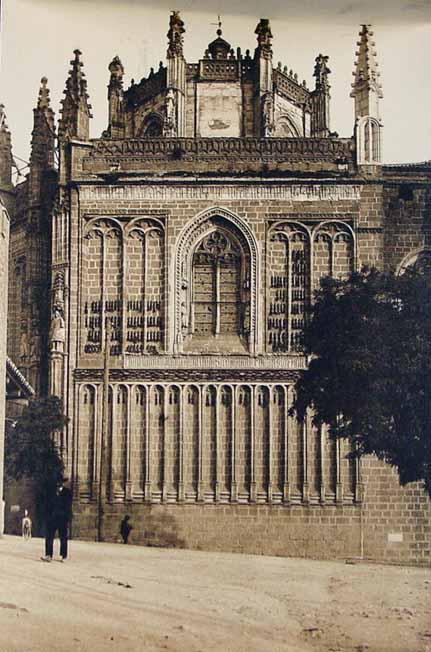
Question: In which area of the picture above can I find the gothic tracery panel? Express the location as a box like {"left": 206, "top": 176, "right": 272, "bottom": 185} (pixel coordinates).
{"left": 267, "top": 223, "right": 310, "bottom": 353}
{"left": 82, "top": 217, "right": 165, "bottom": 357}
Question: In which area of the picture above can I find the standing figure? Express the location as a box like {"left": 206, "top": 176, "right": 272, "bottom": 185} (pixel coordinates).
{"left": 41, "top": 477, "right": 73, "bottom": 562}
{"left": 22, "top": 509, "right": 32, "bottom": 541}
{"left": 120, "top": 514, "right": 133, "bottom": 544}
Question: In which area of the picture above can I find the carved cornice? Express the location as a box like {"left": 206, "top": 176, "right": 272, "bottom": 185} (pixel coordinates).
{"left": 87, "top": 137, "right": 352, "bottom": 162}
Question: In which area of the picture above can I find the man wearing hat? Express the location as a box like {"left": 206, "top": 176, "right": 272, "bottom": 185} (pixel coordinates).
{"left": 41, "top": 477, "right": 73, "bottom": 562}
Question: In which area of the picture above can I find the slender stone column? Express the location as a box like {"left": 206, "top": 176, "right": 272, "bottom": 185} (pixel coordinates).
{"left": 250, "top": 385, "right": 257, "bottom": 502}
{"left": 214, "top": 385, "right": 220, "bottom": 503}
{"left": 91, "top": 384, "right": 100, "bottom": 500}
{"left": 197, "top": 385, "right": 204, "bottom": 501}
{"left": 162, "top": 386, "right": 168, "bottom": 502}
{"left": 302, "top": 411, "right": 309, "bottom": 504}
{"left": 283, "top": 385, "right": 291, "bottom": 504}
{"left": 230, "top": 385, "right": 238, "bottom": 502}
{"left": 144, "top": 385, "right": 151, "bottom": 502}
{"left": 267, "top": 386, "right": 273, "bottom": 503}
{"left": 178, "top": 385, "right": 185, "bottom": 502}
{"left": 125, "top": 385, "right": 132, "bottom": 500}
{"left": 336, "top": 438, "right": 343, "bottom": 504}
{"left": 320, "top": 423, "right": 326, "bottom": 504}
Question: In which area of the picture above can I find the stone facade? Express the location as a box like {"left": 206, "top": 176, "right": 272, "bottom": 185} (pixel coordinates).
{"left": 2, "top": 16, "right": 431, "bottom": 564}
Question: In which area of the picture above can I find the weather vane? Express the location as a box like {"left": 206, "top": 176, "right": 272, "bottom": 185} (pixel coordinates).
{"left": 211, "top": 14, "right": 222, "bottom": 36}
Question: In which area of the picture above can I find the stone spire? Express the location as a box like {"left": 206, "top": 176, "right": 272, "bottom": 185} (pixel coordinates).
{"left": 167, "top": 10, "right": 185, "bottom": 58}
{"left": 166, "top": 11, "right": 186, "bottom": 137}
{"left": 310, "top": 54, "right": 331, "bottom": 137}
{"left": 107, "top": 56, "right": 125, "bottom": 138}
{"left": 351, "top": 24, "right": 383, "bottom": 117}
{"left": 30, "top": 77, "right": 56, "bottom": 170}
{"left": 58, "top": 49, "right": 92, "bottom": 140}
{"left": 351, "top": 25, "right": 383, "bottom": 164}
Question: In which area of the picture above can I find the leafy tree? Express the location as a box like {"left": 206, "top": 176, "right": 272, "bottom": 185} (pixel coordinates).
{"left": 291, "top": 267, "right": 431, "bottom": 497}
{"left": 5, "top": 395, "right": 69, "bottom": 519}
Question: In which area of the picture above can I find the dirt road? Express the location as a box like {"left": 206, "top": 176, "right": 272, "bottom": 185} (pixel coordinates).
{"left": 0, "top": 535, "right": 430, "bottom": 652}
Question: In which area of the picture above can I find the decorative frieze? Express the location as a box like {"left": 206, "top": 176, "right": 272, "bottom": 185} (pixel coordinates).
{"left": 122, "top": 354, "right": 307, "bottom": 370}
{"left": 78, "top": 183, "right": 361, "bottom": 203}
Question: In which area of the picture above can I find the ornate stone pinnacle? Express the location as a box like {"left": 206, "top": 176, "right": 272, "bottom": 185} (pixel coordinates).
{"left": 167, "top": 10, "right": 185, "bottom": 57}
{"left": 255, "top": 18, "right": 273, "bottom": 55}
{"left": 314, "top": 54, "right": 331, "bottom": 92}
{"left": 351, "top": 24, "right": 383, "bottom": 99}
{"left": 109, "top": 55, "right": 124, "bottom": 78}
{"left": 37, "top": 77, "right": 51, "bottom": 110}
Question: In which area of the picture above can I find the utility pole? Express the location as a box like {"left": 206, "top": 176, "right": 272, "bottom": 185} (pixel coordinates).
{"left": 97, "top": 318, "right": 112, "bottom": 542}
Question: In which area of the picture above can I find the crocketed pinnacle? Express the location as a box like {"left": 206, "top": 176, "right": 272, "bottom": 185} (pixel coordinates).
{"left": 351, "top": 24, "right": 383, "bottom": 98}
{"left": 64, "top": 49, "right": 92, "bottom": 109}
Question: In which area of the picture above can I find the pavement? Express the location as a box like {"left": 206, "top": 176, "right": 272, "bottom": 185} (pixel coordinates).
{"left": 0, "top": 534, "right": 430, "bottom": 652}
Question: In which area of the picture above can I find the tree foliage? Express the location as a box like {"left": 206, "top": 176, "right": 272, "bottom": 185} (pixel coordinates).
{"left": 5, "top": 395, "right": 69, "bottom": 494}
{"left": 291, "top": 267, "right": 431, "bottom": 497}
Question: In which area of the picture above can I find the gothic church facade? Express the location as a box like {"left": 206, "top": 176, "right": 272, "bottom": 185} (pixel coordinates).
{"left": 1, "top": 15, "right": 430, "bottom": 563}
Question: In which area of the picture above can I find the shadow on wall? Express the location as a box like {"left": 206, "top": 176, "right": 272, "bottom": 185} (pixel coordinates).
{"left": 141, "top": 510, "right": 186, "bottom": 549}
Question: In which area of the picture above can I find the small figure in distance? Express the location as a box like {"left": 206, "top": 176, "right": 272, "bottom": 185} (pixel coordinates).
{"left": 22, "top": 509, "right": 32, "bottom": 541}
{"left": 120, "top": 514, "right": 133, "bottom": 544}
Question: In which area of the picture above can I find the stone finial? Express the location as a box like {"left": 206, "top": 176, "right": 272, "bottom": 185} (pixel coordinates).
{"left": 167, "top": 10, "right": 185, "bottom": 57}
{"left": 0, "top": 104, "right": 9, "bottom": 132}
{"left": 37, "top": 77, "right": 51, "bottom": 110}
{"left": 255, "top": 18, "right": 273, "bottom": 57}
{"left": 351, "top": 24, "right": 383, "bottom": 99}
{"left": 313, "top": 54, "right": 331, "bottom": 92}
{"left": 108, "top": 55, "right": 124, "bottom": 80}
{"left": 107, "top": 56, "right": 125, "bottom": 138}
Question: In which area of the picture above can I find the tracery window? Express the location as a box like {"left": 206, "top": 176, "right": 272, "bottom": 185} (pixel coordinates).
{"left": 185, "top": 229, "right": 250, "bottom": 352}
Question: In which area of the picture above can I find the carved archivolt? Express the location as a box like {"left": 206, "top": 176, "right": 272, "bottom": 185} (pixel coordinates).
{"left": 397, "top": 248, "right": 431, "bottom": 276}
{"left": 173, "top": 207, "right": 259, "bottom": 353}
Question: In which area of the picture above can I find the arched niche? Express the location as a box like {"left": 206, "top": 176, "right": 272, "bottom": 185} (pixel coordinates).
{"left": 139, "top": 112, "right": 164, "bottom": 138}
{"left": 173, "top": 207, "right": 259, "bottom": 354}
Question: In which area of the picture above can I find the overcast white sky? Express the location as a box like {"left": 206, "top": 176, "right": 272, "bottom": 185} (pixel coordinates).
{"left": 0, "top": 0, "right": 430, "bottom": 166}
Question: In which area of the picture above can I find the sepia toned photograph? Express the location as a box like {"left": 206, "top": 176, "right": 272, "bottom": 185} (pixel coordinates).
{"left": 0, "top": 1, "right": 430, "bottom": 650}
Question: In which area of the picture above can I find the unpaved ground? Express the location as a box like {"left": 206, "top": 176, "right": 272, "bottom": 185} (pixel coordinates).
{"left": 0, "top": 535, "right": 430, "bottom": 652}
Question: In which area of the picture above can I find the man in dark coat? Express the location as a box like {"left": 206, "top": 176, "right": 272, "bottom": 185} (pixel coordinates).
{"left": 120, "top": 514, "right": 133, "bottom": 544}
{"left": 41, "top": 477, "right": 73, "bottom": 562}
